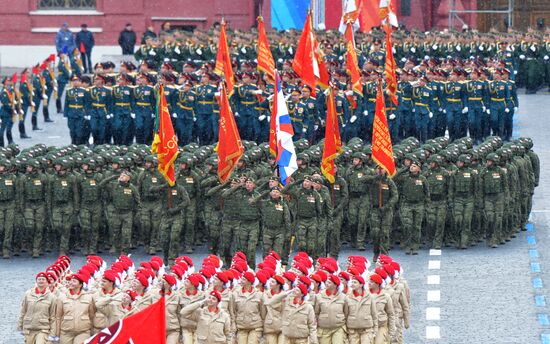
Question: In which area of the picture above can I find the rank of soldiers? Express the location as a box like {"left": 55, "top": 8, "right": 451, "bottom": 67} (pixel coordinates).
{"left": 19, "top": 251, "right": 410, "bottom": 344}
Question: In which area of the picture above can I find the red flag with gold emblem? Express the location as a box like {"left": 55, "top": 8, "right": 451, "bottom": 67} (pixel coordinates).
{"left": 383, "top": 24, "right": 398, "bottom": 105}
{"left": 372, "top": 82, "right": 396, "bottom": 177}
{"left": 214, "top": 19, "right": 235, "bottom": 96}
{"left": 293, "top": 12, "right": 318, "bottom": 94}
{"left": 344, "top": 23, "right": 362, "bottom": 94}
{"left": 152, "top": 85, "right": 179, "bottom": 186}
{"left": 321, "top": 87, "right": 342, "bottom": 184}
{"left": 256, "top": 17, "right": 275, "bottom": 81}
{"left": 217, "top": 82, "right": 244, "bottom": 182}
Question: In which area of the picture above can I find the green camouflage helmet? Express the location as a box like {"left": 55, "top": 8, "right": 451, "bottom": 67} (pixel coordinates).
{"left": 457, "top": 154, "right": 471, "bottom": 164}
{"left": 427, "top": 154, "right": 443, "bottom": 165}
{"left": 27, "top": 158, "right": 41, "bottom": 169}
{"left": 485, "top": 152, "right": 499, "bottom": 163}
{"left": 352, "top": 151, "right": 367, "bottom": 161}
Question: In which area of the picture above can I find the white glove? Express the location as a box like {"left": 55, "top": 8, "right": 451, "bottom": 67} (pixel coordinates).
{"left": 149, "top": 50, "right": 156, "bottom": 56}
{"left": 411, "top": 47, "right": 416, "bottom": 53}
{"left": 545, "top": 55, "right": 549, "bottom": 61}
{"left": 456, "top": 45, "right": 461, "bottom": 51}
{"left": 513, "top": 107, "right": 518, "bottom": 112}
{"left": 363, "top": 110, "right": 368, "bottom": 116}
{"left": 251, "top": 90, "right": 263, "bottom": 95}
{"left": 462, "top": 107, "right": 468, "bottom": 114}
{"left": 479, "top": 46, "right": 484, "bottom": 51}
{"left": 505, "top": 108, "right": 510, "bottom": 113}
{"left": 258, "top": 115, "right": 266, "bottom": 121}
{"left": 389, "top": 114, "right": 396, "bottom": 120}
{"left": 47, "top": 336, "right": 57, "bottom": 342}
{"left": 234, "top": 112, "right": 240, "bottom": 117}
{"left": 163, "top": 58, "right": 170, "bottom": 62}
{"left": 130, "top": 113, "right": 136, "bottom": 119}
{"left": 84, "top": 115, "right": 91, "bottom": 120}
{"left": 214, "top": 92, "right": 220, "bottom": 96}
{"left": 196, "top": 48, "right": 202, "bottom": 55}
{"left": 31, "top": 101, "right": 35, "bottom": 107}
{"left": 432, "top": 44, "right": 438, "bottom": 50}
{"left": 486, "top": 109, "right": 491, "bottom": 114}
{"left": 424, "top": 55, "right": 430, "bottom": 60}
{"left": 320, "top": 119, "right": 325, "bottom": 126}
{"left": 443, "top": 109, "right": 447, "bottom": 114}
{"left": 193, "top": 117, "right": 197, "bottom": 122}
{"left": 302, "top": 128, "right": 307, "bottom": 133}
{"left": 438, "top": 107, "right": 443, "bottom": 112}
{"left": 350, "top": 115, "right": 357, "bottom": 123}
{"left": 519, "top": 54, "right": 525, "bottom": 60}
{"left": 241, "top": 47, "right": 247, "bottom": 54}
{"left": 267, "top": 115, "right": 271, "bottom": 122}
{"left": 314, "top": 125, "right": 319, "bottom": 130}
{"left": 342, "top": 124, "right": 346, "bottom": 128}
{"left": 412, "top": 108, "right": 416, "bottom": 113}
{"left": 174, "top": 46, "right": 181, "bottom": 54}
{"left": 401, "top": 57, "right": 407, "bottom": 62}
{"left": 392, "top": 47, "right": 396, "bottom": 54}
{"left": 44, "top": 86, "right": 48, "bottom": 91}
{"left": 277, "top": 58, "right": 283, "bottom": 63}
{"left": 267, "top": 95, "right": 274, "bottom": 101}
{"left": 288, "top": 47, "right": 293, "bottom": 54}
{"left": 151, "top": 113, "right": 155, "bottom": 118}
{"left": 514, "top": 70, "right": 518, "bottom": 75}
{"left": 19, "top": 110, "right": 23, "bottom": 115}
{"left": 428, "top": 112, "right": 433, "bottom": 118}
{"left": 530, "top": 45, "right": 536, "bottom": 52}
{"left": 42, "top": 95, "right": 48, "bottom": 100}
{"left": 344, "top": 90, "right": 353, "bottom": 96}
{"left": 482, "top": 106, "right": 486, "bottom": 112}
{"left": 172, "top": 113, "right": 177, "bottom": 118}
{"left": 109, "top": 114, "right": 114, "bottom": 119}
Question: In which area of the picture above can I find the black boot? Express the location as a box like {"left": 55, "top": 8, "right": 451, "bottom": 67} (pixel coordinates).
{"left": 19, "top": 122, "right": 30, "bottom": 139}
{"left": 43, "top": 106, "right": 53, "bottom": 123}
{"left": 55, "top": 98, "right": 62, "bottom": 114}
{"left": 6, "top": 130, "right": 13, "bottom": 145}
{"left": 31, "top": 116, "right": 42, "bottom": 131}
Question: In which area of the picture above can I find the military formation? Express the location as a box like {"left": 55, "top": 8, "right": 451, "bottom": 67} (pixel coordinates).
{"left": 19, "top": 250, "right": 409, "bottom": 344}
{"left": 0, "top": 28, "right": 549, "bottom": 148}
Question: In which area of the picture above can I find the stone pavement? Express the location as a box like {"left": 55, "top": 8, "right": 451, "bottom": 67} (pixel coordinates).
{"left": 0, "top": 91, "right": 548, "bottom": 343}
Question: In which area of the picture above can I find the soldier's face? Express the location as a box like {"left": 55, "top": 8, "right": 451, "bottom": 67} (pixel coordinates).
{"left": 119, "top": 174, "right": 130, "bottom": 183}
{"left": 302, "top": 89, "right": 310, "bottom": 98}
{"left": 121, "top": 293, "right": 131, "bottom": 306}
{"left": 101, "top": 278, "right": 114, "bottom": 290}
{"left": 303, "top": 179, "right": 311, "bottom": 189}
{"left": 69, "top": 278, "right": 82, "bottom": 291}
{"left": 376, "top": 167, "right": 385, "bottom": 175}
{"left": 207, "top": 295, "right": 219, "bottom": 308}
{"left": 55, "top": 164, "right": 62, "bottom": 172}
{"left": 268, "top": 180, "right": 278, "bottom": 189}
{"left": 429, "top": 162, "right": 437, "bottom": 169}
{"left": 352, "top": 158, "right": 361, "bottom": 166}
{"left": 245, "top": 180, "right": 255, "bottom": 191}
{"left": 410, "top": 164, "right": 420, "bottom": 173}
{"left": 291, "top": 94, "right": 300, "bottom": 102}
{"left": 26, "top": 166, "right": 33, "bottom": 173}
{"left": 292, "top": 287, "right": 302, "bottom": 299}
{"left": 0, "top": 166, "right": 5, "bottom": 173}
{"left": 350, "top": 279, "right": 361, "bottom": 291}
{"left": 486, "top": 160, "right": 493, "bottom": 167}
{"left": 457, "top": 161, "right": 464, "bottom": 168}
{"left": 36, "top": 277, "right": 48, "bottom": 289}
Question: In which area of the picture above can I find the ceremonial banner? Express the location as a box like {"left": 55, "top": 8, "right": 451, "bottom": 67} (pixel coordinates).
{"left": 214, "top": 20, "right": 235, "bottom": 95}
{"left": 372, "top": 82, "right": 396, "bottom": 177}
{"left": 152, "top": 85, "right": 179, "bottom": 186}
{"left": 217, "top": 82, "right": 244, "bottom": 183}
{"left": 321, "top": 87, "right": 343, "bottom": 183}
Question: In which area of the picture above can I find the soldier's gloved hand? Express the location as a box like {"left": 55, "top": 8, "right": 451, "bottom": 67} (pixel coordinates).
{"left": 363, "top": 110, "right": 368, "bottom": 116}
{"left": 193, "top": 117, "right": 197, "bottom": 122}
{"left": 196, "top": 48, "right": 202, "bottom": 55}
{"left": 258, "top": 115, "right": 266, "bottom": 122}
{"left": 389, "top": 114, "right": 396, "bottom": 120}
{"left": 438, "top": 107, "right": 443, "bottom": 112}
{"left": 505, "top": 108, "right": 510, "bottom": 113}
{"left": 530, "top": 45, "right": 536, "bottom": 52}
{"left": 31, "top": 101, "right": 35, "bottom": 107}
{"left": 401, "top": 57, "right": 407, "bottom": 62}
{"left": 42, "top": 95, "right": 48, "bottom": 100}
{"left": 443, "top": 109, "right": 447, "bottom": 114}
{"left": 234, "top": 112, "right": 240, "bottom": 117}
{"left": 172, "top": 113, "right": 178, "bottom": 118}
{"left": 314, "top": 124, "right": 319, "bottom": 130}
{"left": 428, "top": 112, "right": 433, "bottom": 118}
{"left": 412, "top": 108, "right": 415, "bottom": 113}
{"left": 545, "top": 55, "right": 549, "bottom": 61}
{"left": 302, "top": 128, "right": 307, "bottom": 133}
{"left": 519, "top": 54, "right": 525, "bottom": 60}
{"left": 130, "top": 113, "right": 136, "bottom": 119}
{"left": 350, "top": 115, "right": 357, "bottom": 123}
{"left": 320, "top": 119, "right": 325, "bottom": 126}
{"left": 84, "top": 115, "right": 91, "bottom": 121}
{"left": 482, "top": 106, "right": 486, "bottom": 112}
{"left": 149, "top": 50, "right": 156, "bottom": 56}
{"left": 486, "top": 109, "right": 491, "bottom": 114}
{"left": 411, "top": 47, "right": 416, "bottom": 53}
{"left": 342, "top": 123, "right": 346, "bottom": 128}
{"left": 53, "top": 87, "right": 58, "bottom": 92}
{"left": 151, "top": 113, "right": 155, "bottom": 118}
{"left": 514, "top": 107, "right": 518, "bottom": 112}
{"left": 462, "top": 107, "right": 468, "bottom": 114}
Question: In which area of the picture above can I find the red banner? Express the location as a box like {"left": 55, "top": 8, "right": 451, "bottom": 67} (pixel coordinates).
{"left": 214, "top": 20, "right": 235, "bottom": 96}
{"left": 321, "top": 87, "right": 343, "bottom": 184}
{"left": 153, "top": 85, "right": 179, "bottom": 186}
{"left": 344, "top": 23, "right": 362, "bottom": 94}
{"left": 257, "top": 17, "right": 275, "bottom": 81}
{"left": 384, "top": 24, "right": 398, "bottom": 105}
{"left": 372, "top": 82, "right": 396, "bottom": 177}
{"left": 217, "top": 82, "right": 244, "bottom": 182}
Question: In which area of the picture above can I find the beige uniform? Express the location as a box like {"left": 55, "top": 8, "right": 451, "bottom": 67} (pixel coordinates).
{"left": 56, "top": 291, "right": 96, "bottom": 344}
{"left": 346, "top": 291, "right": 379, "bottom": 344}
{"left": 18, "top": 288, "right": 58, "bottom": 344}
{"left": 280, "top": 295, "right": 318, "bottom": 344}
{"left": 181, "top": 300, "right": 232, "bottom": 344}
{"left": 179, "top": 289, "right": 205, "bottom": 344}
{"left": 314, "top": 291, "right": 348, "bottom": 344}
{"left": 389, "top": 281, "right": 410, "bottom": 344}
{"left": 373, "top": 290, "right": 396, "bottom": 344}
{"left": 128, "top": 291, "right": 154, "bottom": 315}
{"left": 92, "top": 288, "right": 123, "bottom": 333}
{"left": 152, "top": 291, "right": 181, "bottom": 344}
{"left": 230, "top": 288, "right": 265, "bottom": 344}
{"left": 262, "top": 290, "right": 285, "bottom": 344}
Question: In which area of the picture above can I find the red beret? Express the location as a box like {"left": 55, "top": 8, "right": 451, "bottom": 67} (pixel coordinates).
{"left": 329, "top": 274, "right": 341, "bottom": 286}
{"left": 352, "top": 274, "right": 365, "bottom": 285}
{"left": 163, "top": 273, "right": 177, "bottom": 287}
{"left": 299, "top": 275, "right": 311, "bottom": 287}
{"left": 339, "top": 271, "right": 351, "bottom": 281}
{"left": 256, "top": 270, "right": 270, "bottom": 285}
{"left": 215, "top": 271, "right": 229, "bottom": 284}
{"left": 297, "top": 283, "right": 308, "bottom": 297}
{"left": 187, "top": 273, "right": 201, "bottom": 288}
{"left": 72, "top": 273, "right": 87, "bottom": 284}
{"left": 102, "top": 270, "right": 118, "bottom": 284}
{"left": 273, "top": 275, "right": 285, "bottom": 286}
{"left": 374, "top": 267, "right": 388, "bottom": 280}
{"left": 36, "top": 272, "right": 48, "bottom": 280}
{"left": 135, "top": 272, "right": 149, "bottom": 288}
{"left": 370, "top": 273, "right": 384, "bottom": 285}
{"left": 243, "top": 271, "right": 255, "bottom": 284}
{"left": 210, "top": 290, "right": 222, "bottom": 302}
{"left": 283, "top": 271, "right": 297, "bottom": 283}
{"left": 170, "top": 265, "right": 185, "bottom": 279}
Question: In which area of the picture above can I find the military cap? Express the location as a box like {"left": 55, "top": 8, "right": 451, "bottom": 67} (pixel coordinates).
{"left": 485, "top": 153, "right": 499, "bottom": 162}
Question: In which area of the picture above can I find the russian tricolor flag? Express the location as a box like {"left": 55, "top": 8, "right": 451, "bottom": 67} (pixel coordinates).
{"left": 273, "top": 70, "right": 298, "bottom": 185}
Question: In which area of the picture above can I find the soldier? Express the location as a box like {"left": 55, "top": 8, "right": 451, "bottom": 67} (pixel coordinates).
{"left": 64, "top": 75, "right": 87, "bottom": 144}
{"left": 194, "top": 73, "right": 217, "bottom": 144}
{"left": 464, "top": 69, "right": 488, "bottom": 144}
{"left": 442, "top": 70, "right": 466, "bottom": 141}
{"left": 172, "top": 78, "right": 196, "bottom": 145}
{"left": 179, "top": 273, "right": 205, "bottom": 343}
{"left": 0, "top": 76, "right": 16, "bottom": 147}
{"left": 229, "top": 271, "right": 265, "bottom": 343}
{"left": 78, "top": 157, "right": 103, "bottom": 255}
{"left": 92, "top": 270, "right": 124, "bottom": 334}
{"left": 314, "top": 274, "right": 347, "bottom": 344}
{"left": 19, "top": 159, "right": 50, "bottom": 258}
{"left": 137, "top": 155, "right": 163, "bottom": 254}
{"left": 412, "top": 77, "right": 434, "bottom": 143}
{"left": 487, "top": 70, "right": 510, "bottom": 138}
{"left": 86, "top": 75, "right": 112, "bottom": 145}
{"left": 50, "top": 158, "right": 79, "bottom": 256}
{"left": 345, "top": 152, "right": 373, "bottom": 250}
{"left": 346, "top": 274, "right": 378, "bottom": 344}
{"left": 201, "top": 157, "right": 223, "bottom": 255}
{"left": 311, "top": 174, "right": 332, "bottom": 258}
{"left": 501, "top": 69, "right": 518, "bottom": 141}
{"left": 18, "top": 68, "right": 33, "bottom": 139}
{"left": 281, "top": 284, "right": 318, "bottom": 344}
{"left": 57, "top": 51, "right": 72, "bottom": 114}
{"left": 397, "top": 159, "right": 429, "bottom": 255}
{"left": 176, "top": 154, "right": 201, "bottom": 254}
{"left": 18, "top": 272, "right": 58, "bottom": 344}
{"left": 423, "top": 155, "right": 450, "bottom": 249}
{"left": 479, "top": 153, "right": 507, "bottom": 248}
{"left": 369, "top": 273, "right": 396, "bottom": 344}
{"left": 133, "top": 73, "right": 156, "bottom": 144}
{"left": 41, "top": 57, "right": 56, "bottom": 123}
{"left": 111, "top": 73, "right": 135, "bottom": 145}
{"left": 100, "top": 171, "right": 141, "bottom": 254}
{"left": 0, "top": 159, "right": 16, "bottom": 258}
{"left": 328, "top": 164, "right": 349, "bottom": 259}
{"left": 297, "top": 85, "right": 320, "bottom": 144}
{"left": 369, "top": 165, "right": 398, "bottom": 262}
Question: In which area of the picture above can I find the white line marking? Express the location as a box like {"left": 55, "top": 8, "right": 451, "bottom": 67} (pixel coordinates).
{"left": 428, "top": 260, "right": 441, "bottom": 270}
{"left": 47, "top": 136, "right": 61, "bottom": 139}
{"left": 429, "top": 249, "right": 442, "bottom": 256}
{"left": 426, "top": 307, "right": 441, "bottom": 320}
{"left": 427, "top": 275, "right": 440, "bottom": 285}
{"left": 427, "top": 290, "right": 441, "bottom": 302}
{"left": 426, "top": 326, "right": 441, "bottom": 339}
{"left": 531, "top": 210, "right": 550, "bottom": 213}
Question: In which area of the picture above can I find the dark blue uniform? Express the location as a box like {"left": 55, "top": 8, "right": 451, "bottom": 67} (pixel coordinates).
{"left": 64, "top": 86, "right": 87, "bottom": 144}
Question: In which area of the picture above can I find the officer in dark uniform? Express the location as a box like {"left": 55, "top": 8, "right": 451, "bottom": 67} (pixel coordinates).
{"left": 111, "top": 73, "right": 135, "bottom": 145}
{"left": 64, "top": 75, "right": 86, "bottom": 144}
{"left": 501, "top": 69, "right": 518, "bottom": 141}
{"left": 172, "top": 78, "right": 196, "bottom": 145}
{"left": 86, "top": 74, "right": 112, "bottom": 145}
{"left": 487, "top": 70, "right": 510, "bottom": 138}
{"left": 194, "top": 73, "right": 216, "bottom": 144}
{"left": 234, "top": 72, "right": 261, "bottom": 141}
{"left": 133, "top": 73, "right": 156, "bottom": 144}
{"left": 297, "top": 85, "right": 319, "bottom": 144}
{"left": 57, "top": 51, "right": 72, "bottom": 114}
{"left": 287, "top": 89, "right": 303, "bottom": 140}
{"left": 464, "top": 69, "right": 488, "bottom": 144}
{"left": 18, "top": 68, "right": 32, "bottom": 139}
{"left": 412, "top": 76, "right": 434, "bottom": 143}
{"left": 0, "top": 77, "right": 16, "bottom": 147}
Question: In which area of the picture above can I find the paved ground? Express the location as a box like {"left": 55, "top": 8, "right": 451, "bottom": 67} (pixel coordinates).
{"left": 0, "top": 91, "right": 548, "bottom": 343}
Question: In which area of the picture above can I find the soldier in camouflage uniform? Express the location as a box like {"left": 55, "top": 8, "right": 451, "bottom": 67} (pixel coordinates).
{"left": 479, "top": 153, "right": 507, "bottom": 248}
{"left": 311, "top": 174, "right": 332, "bottom": 258}
{"left": 345, "top": 152, "right": 373, "bottom": 250}
{"left": 423, "top": 155, "right": 451, "bottom": 249}
{"left": 176, "top": 154, "right": 201, "bottom": 254}
{"left": 136, "top": 155, "right": 163, "bottom": 254}
{"left": 0, "top": 159, "right": 16, "bottom": 258}
{"left": 77, "top": 157, "right": 103, "bottom": 255}
{"left": 328, "top": 164, "right": 348, "bottom": 259}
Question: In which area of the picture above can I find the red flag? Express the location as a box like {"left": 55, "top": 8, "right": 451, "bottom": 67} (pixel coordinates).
{"left": 256, "top": 16, "right": 275, "bottom": 81}
{"left": 48, "top": 54, "right": 56, "bottom": 62}
{"left": 217, "top": 82, "right": 244, "bottom": 183}
{"left": 269, "top": 72, "right": 278, "bottom": 157}
{"left": 321, "top": 87, "right": 342, "bottom": 184}
{"left": 11, "top": 73, "right": 17, "bottom": 84}
{"left": 20, "top": 73, "right": 27, "bottom": 84}
{"left": 214, "top": 20, "right": 235, "bottom": 96}
{"left": 84, "top": 297, "right": 166, "bottom": 344}
{"left": 359, "top": 0, "right": 381, "bottom": 32}
{"left": 80, "top": 42, "right": 86, "bottom": 53}
{"left": 344, "top": 23, "right": 362, "bottom": 94}
{"left": 292, "top": 13, "right": 318, "bottom": 94}
{"left": 152, "top": 85, "right": 179, "bottom": 186}
{"left": 312, "top": 34, "right": 330, "bottom": 90}
{"left": 372, "top": 82, "right": 396, "bottom": 177}
{"left": 32, "top": 65, "right": 39, "bottom": 75}
{"left": 384, "top": 24, "right": 398, "bottom": 105}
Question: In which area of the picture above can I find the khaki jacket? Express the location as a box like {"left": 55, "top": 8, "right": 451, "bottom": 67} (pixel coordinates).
{"left": 229, "top": 288, "right": 265, "bottom": 330}
{"left": 18, "top": 288, "right": 57, "bottom": 336}
{"left": 262, "top": 290, "right": 284, "bottom": 334}
{"left": 181, "top": 300, "right": 231, "bottom": 344}
{"left": 179, "top": 289, "right": 205, "bottom": 330}
{"left": 345, "top": 291, "right": 378, "bottom": 332}
{"left": 56, "top": 291, "right": 96, "bottom": 335}
{"left": 390, "top": 281, "right": 410, "bottom": 328}
{"left": 314, "top": 291, "right": 348, "bottom": 329}
{"left": 373, "top": 290, "right": 396, "bottom": 336}
{"left": 92, "top": 288, "right": 124, "bottom": 330}
{"left": 128, "top": 291, "right": 154, "bottom": 315}
{"left": 152, "top": 291, "right": 181, "bottom": 332}
{"left": 280, "top": 296, "right": 318, "bottom": 344}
